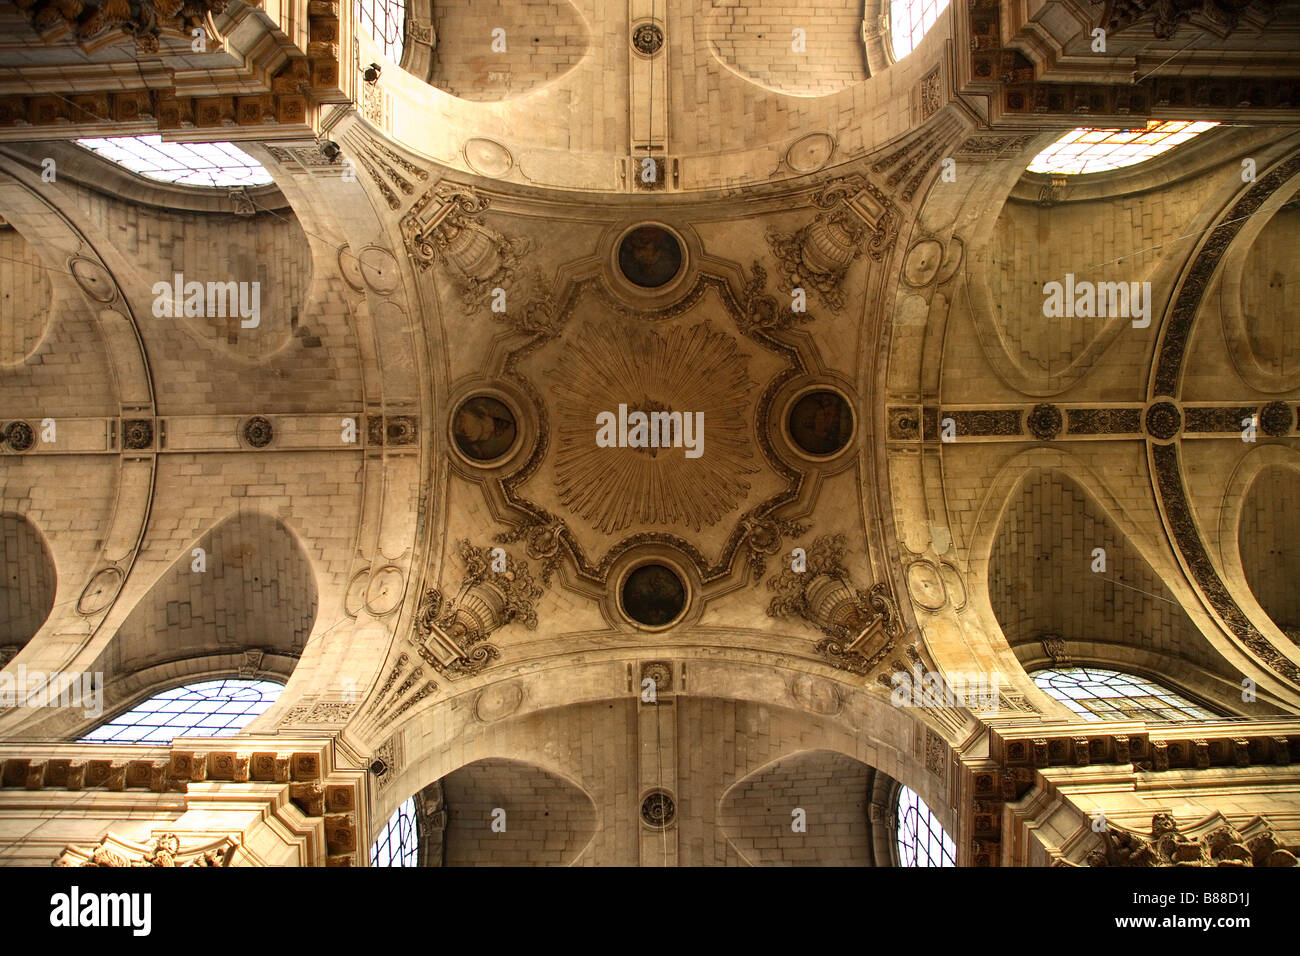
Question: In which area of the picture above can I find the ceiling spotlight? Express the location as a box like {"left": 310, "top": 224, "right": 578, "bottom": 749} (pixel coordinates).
{"left": 363, "top": 62, "right": 382, "bottom": 84}
{"left": 319, "top": 140, "right": 341, "bottom": 163}
{"left": 369, "top": 758, "right": 389, "bottom": 776}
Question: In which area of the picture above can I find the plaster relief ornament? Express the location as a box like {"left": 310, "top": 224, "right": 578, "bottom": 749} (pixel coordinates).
{"left": 400, "top": 182, "right": 530, "bottom": 313}
{"left": 766, "top": 533, "right": 904, "bottom": 675}
{"left": 19, "top": 0, "right": 227, "bottom": 51}
{"left": 1069, "top": 812, "right": 1300, "bottom": 867}
{"left": 55, "top": 832, "right": 239, "bottom": 867}
{"left": 766, "top": 207, "right": 869, "bottom": 313}
{"left": 411, "top": 540, "right": 545, "bottom": 679}
{"left": 549, "top": 320, "right": 758, "bottom": 534}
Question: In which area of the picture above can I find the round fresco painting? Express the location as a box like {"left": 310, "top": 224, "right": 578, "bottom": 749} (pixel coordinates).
{"left": 788, "top": 390, "right": 854, "bottom": 457}
{"left": 620, "top": 563, "right": 687, "bottom": 627}
{"left": 452, "top": 395, "right": 518, "bottom": 462}
{"left": 617, "top": 225, "right": 683, "bottom": 289}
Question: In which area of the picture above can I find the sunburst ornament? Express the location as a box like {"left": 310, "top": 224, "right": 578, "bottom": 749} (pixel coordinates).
{"left": 548, "top": 320, "right": 759, "bottom": 534}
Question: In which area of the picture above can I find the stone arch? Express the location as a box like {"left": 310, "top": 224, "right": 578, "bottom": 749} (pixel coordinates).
{"left": 369, "top": 655, "right": 952, "bottom": 865}
{"left": 17, "top": 511, "right": 320, "bottom": 741}
{"left": 1219, "top": 180, "right": 1300, "bottom": 394}
{"left": 436, "top": 757, "right": 598, "bottom": 866}
{"left": 981, "top": 462, "right": 1244, "bottom": 713}
{"left": 0, "top": 512, "right": 57, "bottom": 657}
{"left": 1232, "top": 457, "right": 1300, "bottom": 643}
{"left": 717, "top": 748, "right": 879, "bottom": 865}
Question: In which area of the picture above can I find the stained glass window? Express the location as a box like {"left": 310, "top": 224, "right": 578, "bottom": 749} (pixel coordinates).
{"left": 371, "top": 797, "right": 419, "bottom": 867}
{"left": 75, "top": 136, "right": 273, "bottom": 188}
{"left": 890, "top": 0, "right": 952, "bottom": 60}
{"left": 1032, "top": 667, "right": 1216, "bottom": 722}
{"left": 897, "top": 785, "right": 956, "bottom": 867}
{"left": 356, "top": 0, "right": 405, "bottom": 63}
{"left": 1026, "top": 121, "right": 1218, "bottom": 176}
{"left": 81, "top": 679, "right": 282, "bottom": 744}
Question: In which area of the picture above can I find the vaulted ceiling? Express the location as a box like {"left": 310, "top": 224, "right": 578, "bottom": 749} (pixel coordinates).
{"left": 2, "top": 0, "right": 1300, "bottom": 866}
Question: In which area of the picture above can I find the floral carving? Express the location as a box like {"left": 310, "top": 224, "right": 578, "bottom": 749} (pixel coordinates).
{"left": 738, "top": 513, "right": 808, "bottom": 580}
{"left": 495, "top": 514, "right": 566, "bottom": 586}
{"left": 736, "top": 262, "right": 814, "bottom": 335}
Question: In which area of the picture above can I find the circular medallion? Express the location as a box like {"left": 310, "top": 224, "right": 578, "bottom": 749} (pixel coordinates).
{"left": 463, "top": 138, "right": 514, "bottom": 178}
{"left": 1144, "top": 401, "right": 1182, "bottom": 442}
{"left": 344, "top": 568, "right": 370, "bottom": 617}
{"left": 787, "top": 389, "right": 854, "bottom": 457}
{"left": 122, "top": 419, "right": 154, "bottom": 450}
{"left": 617, "top": 225, "right": 684, "bottom": 289}
{"left": 906, "top": 560, "right": 947, "bottom": 611}
{"left": 3, "top": 420, "right": 34, "bottom": 452}
{"left": 358, "top": 246, "right": 400, "bottom": 295}
{"left": 78, "top": 566, "right": 124, "bottom": 615}
{"left": 620, "top": 563, "right": 687, "bottom": 628}
{"left": 68, "top": 256, "right": 115, "bottom": 303}
{"left": 902, "top": 238, "right": 944, "bottom": 288}
{"left": 242, "top": 416, "right": 274, "bottom": 448}
{"left": 631, "top": 22, "right": 664, "bottom": 57}
{"left": 364, "top": 566, "right": 405, "bottom": 615}
{"left": 475, "top": 681, "right": 524, "bottom": 722}
{"left": 1260, "top": 401, "right": 1293, "bottom": 438}
{"left": 641, "top": 790, "right": 676, "bottom": 828}
{"left": 1026, "top": 403, "right": 1063, "bottom": 441}
{"left": 785, "top": 133, "right": 835, "bottom": 174}
{"left": 451, "top": 395, "right": 518, "bottom": 464}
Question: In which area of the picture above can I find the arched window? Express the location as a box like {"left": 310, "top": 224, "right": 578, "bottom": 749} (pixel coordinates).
{"left": 356, "top": 0, "right": 405, "bottom": 63}
{"left": 1031, "top": 666, "right": 1216, "bottom": 722}
{"left": 80, "top": 679, "right": 283, "bottom": 744}
{"left": 1026, "top": 120, "right": 1218, "bottom": 176}
{"left": 75, "top": 136, "right": 273, "bottom": 188}
{"left": 897, "top": 785, "right": 956, "bottom": 867}
{"left": 889, "top": 0, "right": 952, "bottom": 60}
{"left": 371, "top": 796, "right": 419, "bottom": 867}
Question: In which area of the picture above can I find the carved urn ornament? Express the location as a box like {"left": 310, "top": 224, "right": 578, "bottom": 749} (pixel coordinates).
{"left": 766, "top": 534, "right": 904, "bottom": 675}
{"left": 411, "top": 540, "right": 544, "bottom": 679}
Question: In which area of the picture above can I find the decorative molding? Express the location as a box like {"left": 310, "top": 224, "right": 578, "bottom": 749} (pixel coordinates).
{"left": 1152, "top": 443, "right": 1300, "bottom": 682}
{"left": 1069, "top": 812, "right": 1299, "bottom": 867}
{"left": 968, "top": 724, "right": 1300, "bottom": 866}
{"left": 54, "top": 832, "right": 239, "bottom": 868}
{"left": 1098, "top": 0, "right": 1272, "bottom": 40}
{"left": 1065, "top": 407, "right": 1143, "bottom": 434}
